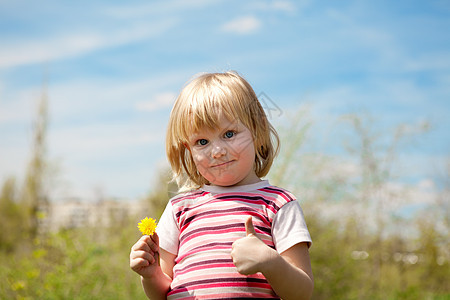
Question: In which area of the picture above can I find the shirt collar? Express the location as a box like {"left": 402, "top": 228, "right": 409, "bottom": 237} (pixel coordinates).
{"left": 201, "top": 180, "right": 270, "bottom": 194}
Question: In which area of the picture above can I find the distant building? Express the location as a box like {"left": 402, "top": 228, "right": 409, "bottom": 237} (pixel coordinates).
{"left": 42, "top": 197, "right": 148, "bottom": 231}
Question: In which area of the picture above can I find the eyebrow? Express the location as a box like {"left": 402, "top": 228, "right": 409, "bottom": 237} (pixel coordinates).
{"left": 188, "top": 122, "right": 240, "bottom": 140}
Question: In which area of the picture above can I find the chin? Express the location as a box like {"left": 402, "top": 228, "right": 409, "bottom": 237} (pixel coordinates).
{"left": 209, "top": 177, "right": 241, "bottom": 187}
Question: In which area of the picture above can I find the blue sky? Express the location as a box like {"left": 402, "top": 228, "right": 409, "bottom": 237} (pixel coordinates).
{"left": 0, "top": 0, "right": 449, "bottom": 201}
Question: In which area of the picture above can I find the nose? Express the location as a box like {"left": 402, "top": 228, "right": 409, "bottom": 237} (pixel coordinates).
{"left": 211, "top": 142, "right": 226, "bottom": 158}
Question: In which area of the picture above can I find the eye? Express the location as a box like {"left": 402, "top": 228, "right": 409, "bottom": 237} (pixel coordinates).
{"left": 196, "top": 139, "right": 208, "bottom": 146}
{"left": 224, "top": 130, "right": 235, "bottom": 139}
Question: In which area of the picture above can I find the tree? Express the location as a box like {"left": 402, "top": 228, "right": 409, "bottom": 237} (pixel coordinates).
{"left": 144, "top": 166, "right": 177, "bottom": 219}
{"left": 21, "top": 78, "right": 50, "bottom": 239}
{"left": 0, "top": 178, "right": 27, "bottom": 252}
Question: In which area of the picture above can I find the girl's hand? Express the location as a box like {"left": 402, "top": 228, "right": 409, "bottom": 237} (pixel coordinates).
{"left": 231, "top": 217, "right": 277, "bottom": 275}
{"left": 130, "top": 233, "right": 160, "bottom": 279}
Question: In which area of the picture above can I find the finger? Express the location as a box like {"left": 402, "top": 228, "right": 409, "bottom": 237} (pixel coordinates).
{"left": 138, "top": 235, "right": 152, "bottom": 247}
{"left": 149, "top": 232, "right": 160, "bottom": 253}
{"left": 151, "top": 232, "right": 161, "bottom": 266}
{"left": 130, "top": 250, "right": 155, "bottom": 263}
{"left": 130, "top": 257, "right": 149, "bottom": 270}
{"left": 131, "top": 240, "right": 151, "bottom": 253}
{"left": 140, "top": 235, "right": 158, "bottom": 254}
{"left": 245, "top": 216, "right": 256, "bottom": 236}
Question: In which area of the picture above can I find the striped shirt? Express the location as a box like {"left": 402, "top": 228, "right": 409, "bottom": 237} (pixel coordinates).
{"left": 156, "top": 180, "right": 311, "bottom": 299}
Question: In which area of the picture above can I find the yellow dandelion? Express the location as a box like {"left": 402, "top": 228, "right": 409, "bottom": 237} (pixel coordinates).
{"left": 138, "top": 217, "right": 157, "bottom": 235}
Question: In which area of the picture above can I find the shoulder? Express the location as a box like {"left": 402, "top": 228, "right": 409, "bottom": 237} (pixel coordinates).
{"left": 257, "top": 185, "right": 297, "bottom": 206}
{"left": 169, "top": 189, "right": 208, "bottom": 207}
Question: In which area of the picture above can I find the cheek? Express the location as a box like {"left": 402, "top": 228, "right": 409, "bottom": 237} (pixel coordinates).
{"left": 242, "top": 142, "right": 257, "bottom": 167}
{"left": 192, "top": 150, "right": 209, "bottom": 168}
{"left": 230, "top": 137, "right": 254, "bottom": 158}
{"left": 192, "top": 152, "right": 215, "bottom": 181}
{"left": 242, "top": 149, "right": 256, "bottom": 168}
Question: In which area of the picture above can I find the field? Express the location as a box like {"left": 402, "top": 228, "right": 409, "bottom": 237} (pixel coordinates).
{"left": 0, "top": 102, "right": 448, "bottom": 299}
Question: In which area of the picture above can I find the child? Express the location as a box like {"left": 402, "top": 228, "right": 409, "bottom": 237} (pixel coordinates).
{"left": 130, "top": 71, "right": 313, "bottom": 299}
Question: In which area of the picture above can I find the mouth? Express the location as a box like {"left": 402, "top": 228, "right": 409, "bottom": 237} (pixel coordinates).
{"left": 211, "top": 160, "right": 235, "bottom": 168}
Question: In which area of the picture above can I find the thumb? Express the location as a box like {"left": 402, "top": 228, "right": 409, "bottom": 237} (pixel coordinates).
{"left": 245, "top": 216, "right": 257, "bottom": 236}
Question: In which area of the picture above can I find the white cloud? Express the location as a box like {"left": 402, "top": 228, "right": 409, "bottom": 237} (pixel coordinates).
{"left": 0, "top": 71, "right": 185, "bottom": 198}
{"left": 272, "top": 0, "right": 296, "bottom": 12}
{"left": 40, "top": 71, "right": 186, "bottom": 123}
{"left": 251, "top": 0, "right": 301, "bottom": 14}
{"left": 403, "top": 52, "right": 450, "bottom": 72}
{"left": 0, "top": 87, "right": 40, "bottom": 123}
{"left": 417, "top": 178, "right": 436, "bottom": 191}
{"left": 104, "top": 0, "right": 218, "bottom": 19}
{"left": 0, "top": 143, "right": 29, "bottom": 181}
{"left": 135, "top": 92, "right": 177, "bottom": 112}
{"left": 221, "top": 16, "right": 262, "bottom": 35}
{"left": 48, "top": 123, "right": 160, "bottom": 159}
{"left": 0, "top": 19, "right": 178, "bottom": 69}
{"left": 45, "top": 121, "right": 166, "bottom": 199}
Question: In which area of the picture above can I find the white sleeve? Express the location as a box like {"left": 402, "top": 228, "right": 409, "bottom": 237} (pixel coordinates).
{"left": 155, "top": 201, "right": 180, "bottom": 256}
{"left": 272, "top": 200, "right": 312, "bottom": 254}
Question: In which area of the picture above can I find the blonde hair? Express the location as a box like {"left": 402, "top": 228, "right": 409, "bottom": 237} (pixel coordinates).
{"left": 166, "top": 71, "right": 279, "bottom": 191}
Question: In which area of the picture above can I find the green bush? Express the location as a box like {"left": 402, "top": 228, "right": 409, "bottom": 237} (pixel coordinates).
{"left": 0, "top": 223, "right": 147, "bottom": 300}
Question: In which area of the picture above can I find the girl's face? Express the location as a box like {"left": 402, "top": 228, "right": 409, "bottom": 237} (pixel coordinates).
{"left": 187, "top": 114, "right": 260, "bottom": 187}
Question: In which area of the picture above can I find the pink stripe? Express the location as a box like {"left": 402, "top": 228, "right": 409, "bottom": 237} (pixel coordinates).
{"left": 194, "top": 293, "right": 277, "bottom": 299}
{"left": 217, "top": 196, "right": 279, "bottom": 214}
{"left": 184, "top": 282, "right": 272, "bottom": 290}
{"left": 261, "top": 187, "right": 295, "bottom": 204}
{"left": 176, "top": 195, "right": 279, "bottom": 218}
{"left": 175, "top": 263, "right": 235, "bottom": 275}
{"left": 174, "top": 272, "right": 254, "bottom": 285}
{"left": 175, "top": 247, "right": 231, "bottom": 264}
{"left": 180, "top": 210, "right": 271, "bottom": 233}
{"left": 171, "top": 191, "right": 206, "bottom": 205}
{"left": 169, "top": 293, "right": 277, "bottom": 300}
{"left": 181, "top": 227, "right": 241, "bottom": 244}
{"left": 170, "top": 281, "right": 273, "bottom": 294}
{"left": 166, "top": 185, "right": 296, "bottom": 299}
{"left": 180, "top": 222, "right": 271, "bottom": 246}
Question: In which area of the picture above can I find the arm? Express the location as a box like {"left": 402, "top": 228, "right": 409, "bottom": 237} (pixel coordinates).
{"left": 231, "top": 217, "right": 314, "bottom": 300}
{"left": 130, "top": 233, "right": 176, "bottom": 299}
{"left": 263, "top": 242, "right": 313, "bottom": 300}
